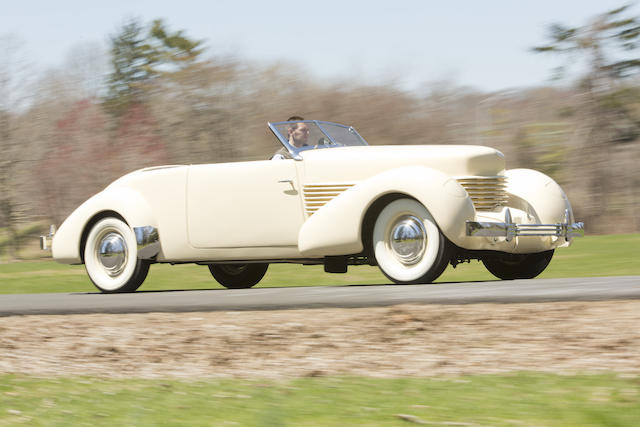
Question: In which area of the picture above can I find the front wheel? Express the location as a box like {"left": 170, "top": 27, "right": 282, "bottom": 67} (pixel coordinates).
{"left": 84, "top": 217, "right": 150, "bottom": 293}
{"left": 208, "top": 263, "right": 269, "bottom": 289}
{"left": 482, "top": 250, "right": 554, "bottom": 280}
{"left": 372, "top": 199, "right": 451, "bottom": 284}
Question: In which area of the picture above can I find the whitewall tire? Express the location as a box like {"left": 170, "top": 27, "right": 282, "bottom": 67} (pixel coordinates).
{"left": 84, "top": 217, "right": 149, "bottom": 293}
{"left": 373, "top": 199, "right": 451, "bottom": 284}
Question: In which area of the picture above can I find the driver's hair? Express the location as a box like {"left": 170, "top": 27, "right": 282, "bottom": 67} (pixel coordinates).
{"left": 287, "top": 116, "right": 304, "bottom": 131}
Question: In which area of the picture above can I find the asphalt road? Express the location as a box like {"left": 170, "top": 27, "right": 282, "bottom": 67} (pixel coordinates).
{"left": 1, "top": 276, "right": 639, "bottom": 316}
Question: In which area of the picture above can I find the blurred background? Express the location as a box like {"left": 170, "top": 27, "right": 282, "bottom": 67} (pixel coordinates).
{"left": 1, "top": 1, "right": 639, "bottom": 261}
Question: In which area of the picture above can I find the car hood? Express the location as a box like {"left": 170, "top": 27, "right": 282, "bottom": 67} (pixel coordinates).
{"left": 299, "top": 145, "right": 505, "bottom": 182}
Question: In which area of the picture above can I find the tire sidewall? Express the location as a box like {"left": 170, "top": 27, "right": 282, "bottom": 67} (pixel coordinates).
{"left": 373, "top": 199, "right": 442, "bottom": 283}
{"left": 209, "top": 263, "right": 269, "bottom": 289}
{"left": 84, "top": 217, "right": 139, "bottom": 292}
{"left": 483, "top": 250, "right": 554, "bottom": 280}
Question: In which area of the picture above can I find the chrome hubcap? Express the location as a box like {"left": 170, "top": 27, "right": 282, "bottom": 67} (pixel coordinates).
{"left": 389, "top": 215, "right": 427, "bottom": 265}
{"left": 98, "top": 232, "right": 128, "bottom": 277}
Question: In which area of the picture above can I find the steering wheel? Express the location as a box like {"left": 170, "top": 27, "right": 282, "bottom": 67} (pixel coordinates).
{"left": 316, "top": 137, "right": 343, "bottom": 147}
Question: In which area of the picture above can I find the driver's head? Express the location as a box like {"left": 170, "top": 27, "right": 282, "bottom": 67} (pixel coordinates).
{"left": 287, "top": 116, "right": 309, "bottom": 148}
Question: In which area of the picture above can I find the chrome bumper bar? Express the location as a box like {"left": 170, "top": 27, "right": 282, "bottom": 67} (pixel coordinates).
{"left": 39, "top": 225, "right": 56, "bottom": 250}
{"left": 466, "top": 209, "right": 584, "bottom": 242}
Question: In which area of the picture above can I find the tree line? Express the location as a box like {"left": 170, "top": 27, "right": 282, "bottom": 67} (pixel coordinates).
{"left": 0, "top": 6, "right": 639, "bottom": 260}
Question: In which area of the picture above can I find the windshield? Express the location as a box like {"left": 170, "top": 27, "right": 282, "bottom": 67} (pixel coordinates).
{"left": 269, "top": 120, "right": 368, "bottom": 157}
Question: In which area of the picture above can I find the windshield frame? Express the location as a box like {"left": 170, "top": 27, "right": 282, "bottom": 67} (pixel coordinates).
{"left": 268, "top": 120, "right": 368, "bottom": 160}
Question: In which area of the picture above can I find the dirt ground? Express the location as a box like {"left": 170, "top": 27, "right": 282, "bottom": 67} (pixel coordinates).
{"left": 1, "top": 300, "right": 639, "bottom": 379}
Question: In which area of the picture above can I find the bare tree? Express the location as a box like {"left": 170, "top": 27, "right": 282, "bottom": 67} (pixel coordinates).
{"left": 64, "top": 42, "right": 109, "bottom": 99}
{"left": 0, "top": 34, "right": 33, "bottom": 260}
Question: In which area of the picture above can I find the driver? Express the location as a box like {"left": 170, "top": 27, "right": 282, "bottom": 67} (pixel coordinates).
{"left": 287, "top": 116, "right": 310, "bottom": 148}
{"left": 272, "top": 116, "right": 309, "bottom": 160}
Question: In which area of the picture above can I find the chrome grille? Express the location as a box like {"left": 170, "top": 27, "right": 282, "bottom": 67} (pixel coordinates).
{"left": 303, "top": 183, "right": 355, "bottom": 216}
{"left": 456, "top": 176, "right": 508, "bottom": 211}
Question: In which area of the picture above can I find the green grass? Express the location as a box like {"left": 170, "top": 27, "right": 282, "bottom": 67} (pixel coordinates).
{"left": 0, "top": 373, "right": 638, "bottom": 426}
{"left": 0, "top": 234, "right": 638, "bottom": 294}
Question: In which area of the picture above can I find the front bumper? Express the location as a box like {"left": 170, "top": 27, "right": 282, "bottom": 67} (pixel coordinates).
{"left": 466, "top": 209, "right": 584, "bottom": 242}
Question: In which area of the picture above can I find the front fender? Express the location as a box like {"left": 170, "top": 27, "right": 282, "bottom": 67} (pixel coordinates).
{"left": 51, "top": 187, "right": 157, "bottom": 264}
{"left": 505, "top": 169, "right": 574, "bottom": 225}
{"left": 298, "top": 166, "right": 475, "bottom": 257}
{"left": 504, "top": 168, "right": 576, "bottom": 251}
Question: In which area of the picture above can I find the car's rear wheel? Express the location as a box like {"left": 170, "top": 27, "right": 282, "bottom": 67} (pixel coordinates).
{"left": 208, "top": 263, "right": 269, "bottom": 289}
{"left": 482, "top": 250, "right": 554, "bottom": 280}
{"left": 84, "top": 217, "right": 150, "bottom": 293}
{"left": 372, "top": 199, "right": 451, "bottom": 284}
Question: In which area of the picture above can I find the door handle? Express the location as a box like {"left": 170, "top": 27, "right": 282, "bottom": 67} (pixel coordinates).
{"left": 278, "top": 179, "right": 295, "bottom": 190}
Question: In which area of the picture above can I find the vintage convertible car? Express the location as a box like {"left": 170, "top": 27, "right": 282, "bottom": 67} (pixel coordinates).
{"left": 42, "top": 120, "right": 583, "bottom": 293}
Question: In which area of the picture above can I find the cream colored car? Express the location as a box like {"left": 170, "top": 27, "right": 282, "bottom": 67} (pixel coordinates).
{"left": 43, "top": 120, "right": 583, "bottom": 293}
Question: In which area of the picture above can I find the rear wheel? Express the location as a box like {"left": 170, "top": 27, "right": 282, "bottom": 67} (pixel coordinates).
{"left": 84, "top": 217, "right": 150, "bottom": 293}
{"left": 372, "top": 199, "right": 451, "bottom": 284}
{"left": 482, "top": 250, "right": 554, "bottom": 280}
{"left": 208, "top": 263, "right": 269, "bottom": 289}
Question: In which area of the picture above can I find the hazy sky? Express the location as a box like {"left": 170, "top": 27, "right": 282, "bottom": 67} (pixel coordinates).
{"left": 2, "top": 0, "right": 636, "bottom": 92}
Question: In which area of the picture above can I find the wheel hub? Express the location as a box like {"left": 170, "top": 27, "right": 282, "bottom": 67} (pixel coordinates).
{"left": 389, "top": 215, "right": 427, "bottom": 265}
{"left": 98, "top": 232, "right": 128, "bottom": 276}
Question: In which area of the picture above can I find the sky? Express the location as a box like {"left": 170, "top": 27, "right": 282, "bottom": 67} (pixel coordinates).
{"left": 1, "top": 0, "right": 637, "bottom": 92}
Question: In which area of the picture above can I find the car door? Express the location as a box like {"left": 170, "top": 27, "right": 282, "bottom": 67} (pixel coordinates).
{"left": 186, "top": 159, "right": 304, "bottom": 248}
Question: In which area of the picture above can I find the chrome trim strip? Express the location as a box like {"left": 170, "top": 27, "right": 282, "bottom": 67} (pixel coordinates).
{"left": 134, "top": 226, "right": 161, "bottom": 259}
{"left": 466, "top": 209, "right": 584, "bottom": 241}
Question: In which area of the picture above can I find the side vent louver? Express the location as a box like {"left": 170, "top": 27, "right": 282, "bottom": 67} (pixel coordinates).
{"left": 303, "top": 184, "right": 355, "bottom": 216}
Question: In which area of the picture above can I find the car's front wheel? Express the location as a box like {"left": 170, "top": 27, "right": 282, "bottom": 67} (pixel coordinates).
{"left": 372, "top": 198, "right": 451, "bottom": 284}
{"left": 84, "top": 217, "right": 150, "bottom": 293}
{"left": 208, "top": 263, "right": 269, "bottom": 289}
{"left": 482, "top": 250, "right": 554, "bottom": 280}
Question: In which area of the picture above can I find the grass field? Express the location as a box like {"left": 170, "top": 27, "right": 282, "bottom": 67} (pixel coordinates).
{"left": 1, "top": 373, "right": 639, "bottom": 426}
{"left": 0, "top": 234, "right": 638, "bottom": 294}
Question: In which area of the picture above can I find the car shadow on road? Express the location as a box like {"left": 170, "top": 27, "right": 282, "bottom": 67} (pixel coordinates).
{"left": 73, "top": 288, "right": 223, "bottom": 295}
{"left": 72, "top": 280, "right": 501, "bottom": 295}
{"left": 343, "top": 280, "right": 498, "bottom": 287}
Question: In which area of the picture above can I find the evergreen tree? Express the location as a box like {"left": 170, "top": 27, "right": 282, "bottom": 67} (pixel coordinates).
{"left": 533, "top": 4, "right": 639, "bottom": 91}
{"left": 104, "top": 18, "right": 204, "bottom": 115}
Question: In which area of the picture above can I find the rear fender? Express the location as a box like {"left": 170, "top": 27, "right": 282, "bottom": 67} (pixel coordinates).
{"left": 298, "top": 166, "right": 475, "bottom": 256}
{"left": 52, "top": 188, "right": 156, "bottom": 264}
